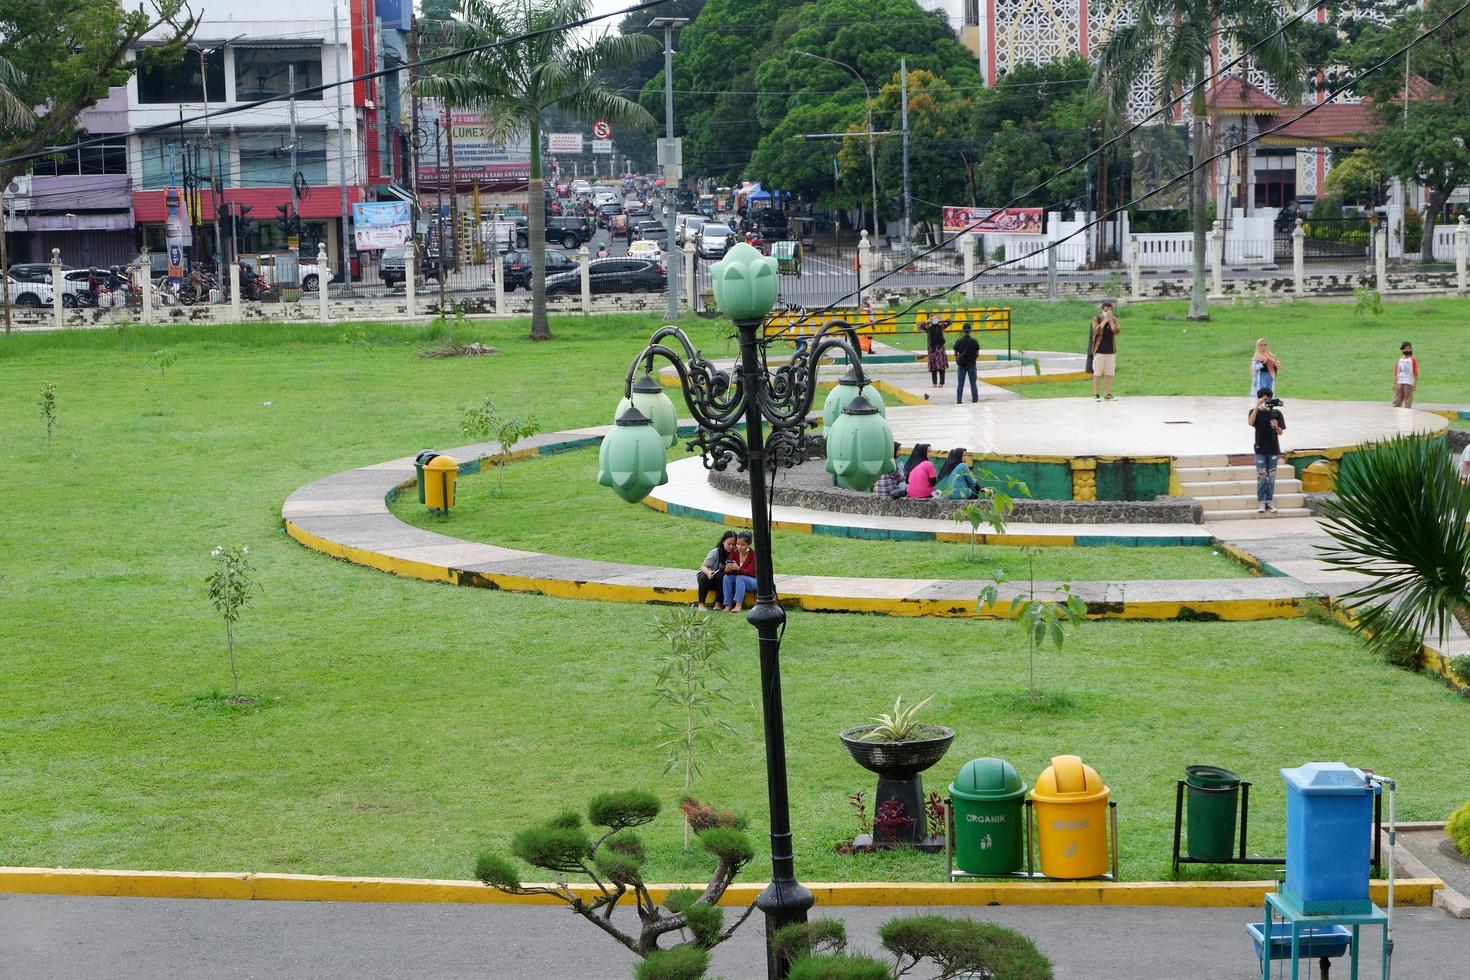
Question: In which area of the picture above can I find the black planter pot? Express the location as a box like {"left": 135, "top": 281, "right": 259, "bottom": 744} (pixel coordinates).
{"left": 840, "top": 724, "right": 955, "bottom": 846}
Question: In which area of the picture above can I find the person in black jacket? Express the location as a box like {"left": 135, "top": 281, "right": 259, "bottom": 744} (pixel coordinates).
{"left": 952, "top": 324, "right": 981, "bottom": 403}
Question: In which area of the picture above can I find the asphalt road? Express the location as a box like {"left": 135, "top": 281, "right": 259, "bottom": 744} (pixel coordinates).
{"left": 2, "top": 893, "right": 1464, "bottom": 979}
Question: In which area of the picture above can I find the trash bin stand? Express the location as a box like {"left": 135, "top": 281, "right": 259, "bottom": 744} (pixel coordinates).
{"left": 1170, "top": 780, "right": 1285, "bottom": 876}
{"left": 1024, "top": 799, "right": 1121, "bottom": 882}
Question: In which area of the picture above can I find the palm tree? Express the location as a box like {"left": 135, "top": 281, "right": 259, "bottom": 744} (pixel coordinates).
{"left": 1319, "top": 435, "right": 1470, "bottom": 655}
{"left": 1093, "top": 0, "right": 1302, "bottom": 321}
{"left": 417, "top": 0, "right": 656, "bottom": 340}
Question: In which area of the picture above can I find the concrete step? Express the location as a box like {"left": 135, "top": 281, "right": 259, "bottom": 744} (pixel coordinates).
{"left": 1175, "top": 454, "right": 1232, "bottom": 468}
{"left": 1182, "top": 479, "right": 1303, "bottom": 497}
{"left": 1175, "top": 465, "right": 1295, "bottom": 484}
{"left": 1198, "top": 493, "right": 1307, "bottom": 512}
{"left": 1204, "top": 507, "right": 1314, "bottom": 521}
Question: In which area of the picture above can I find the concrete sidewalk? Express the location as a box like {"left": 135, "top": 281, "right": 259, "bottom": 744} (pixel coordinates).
{"left": 2, "top": 893, "right": 1463, "bottom": 979}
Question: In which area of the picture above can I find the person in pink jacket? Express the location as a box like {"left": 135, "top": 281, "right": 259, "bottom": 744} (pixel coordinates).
{"left": 904, "top": 444, "right": 938, "bottom": 498}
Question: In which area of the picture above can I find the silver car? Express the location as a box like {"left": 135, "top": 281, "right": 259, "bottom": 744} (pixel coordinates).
{"left": 696, "top": 223, "right": 735, "bottom": 259}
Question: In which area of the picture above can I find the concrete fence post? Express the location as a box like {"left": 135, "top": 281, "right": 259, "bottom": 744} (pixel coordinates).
{"left": 962, "top": 232, "right": 976, "bottom": 300}
{"left": 1292, "top": 218, "right": 1305, "bottom": 295}
{"left": 857, "top": 229, "right": 871, "bottom": 306}
{"left": 405, "top": 250, "right": 416, "bottom": 318}
{"left": 1129, "top": 239, "right": 1141, "bottom": 300}
{"left": 140, "top": 254, "right": 153, "bottom": 325}
{"left": 1045, "top": 243, "right": 1058, "bottom": 301}
{"left": 579, "top": 245, "right": 590, "bottom": 314}
{"left": 1456, "top": 215, "right": 1468, "bottom": 295}
{"left": 683, "top": 241, "right": 696, "bottom": 313}
{"left": 316, "top": 244, "right": 330, "bottom": 323}
{"left": 1209, "top": 221, "right": 1224, "bottom": 299}
{"left": 228, "top": 261, "right": 241, "bottom": 323}
{"left": 493, "top": 246, "right": 505, "bottom": 313}
{"left": 50, "top": 247, "right": 63, "bottom": 329}
{"left": 1375, "top": 227, "right": 1388, "bottom": 293}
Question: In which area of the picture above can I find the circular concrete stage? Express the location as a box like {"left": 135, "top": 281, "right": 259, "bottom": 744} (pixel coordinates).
{"left": 881, "top": 397, "right": 1446, "bottom": 458}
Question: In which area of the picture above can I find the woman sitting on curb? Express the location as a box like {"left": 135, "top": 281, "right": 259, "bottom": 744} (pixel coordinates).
{"left": 696, "top": 531, "right": 737, "bottom": 611}
{"left": 934, "top": 447, "right": 980, "bottom": 500}
{"left": 904, "top": 444, "right": 938, "bottom": 499}
{"left": 721, "top": 532, "right": 758, "bottom": 611}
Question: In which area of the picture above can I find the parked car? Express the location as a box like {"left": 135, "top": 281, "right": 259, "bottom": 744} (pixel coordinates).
{"left": 635, "top": 221, "right": 669, "bottom": 247}
{"left": 5, "top": 274, "right": 54, "bottom": 308}
{"left": 378, "top": 247, "right": 441, "bottom": 286}
{"left": 501, "top": 248, "right": 579, "bottom": 291}
{"left": 515, "top": 215, "right": 593, "bottom": 249}
{"left": 628, "top": 239, "right": 664, "bottom": 263}
{"left": 1275, "top": 197, "right": 1317, "bottom": 234}
{"left": 544, "top": 257, "right": 665, "bottom": 296}
{"left": 674, "top": 213, "right": 705, "bottom": 247}
{"left": 696, "top": 222, "right": 735, "bottom": 259}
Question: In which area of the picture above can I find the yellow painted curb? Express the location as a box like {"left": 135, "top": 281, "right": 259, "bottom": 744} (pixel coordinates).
{"left": 0, "top": 868, "right": 1439, "bottom": 909}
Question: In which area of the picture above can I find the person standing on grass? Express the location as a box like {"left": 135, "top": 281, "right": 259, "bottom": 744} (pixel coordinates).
{"left": 720, "top": 532, "right": 757, "bottom": 611}
{"left": 1250, "top": 338, "right": 1281, "bottom": 397}
{"left": 925, "top": 316, "right": 950, "bottom": 388}
{"left": 1393, "top": 341, "right": 1418, "bottom": 408}
{"left": 953, "top": 324, "right": 980, "bottom": 403}
{"left": 1090, "top": 300, "right": 1119, "bottom": 401}
{"left": 1248, "top": 388, "right": 1286, "bottom": 514}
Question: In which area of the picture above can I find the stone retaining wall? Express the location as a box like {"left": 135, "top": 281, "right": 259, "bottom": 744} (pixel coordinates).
{"left": 708, "top": 465, "right": 1203, "bottom": 525}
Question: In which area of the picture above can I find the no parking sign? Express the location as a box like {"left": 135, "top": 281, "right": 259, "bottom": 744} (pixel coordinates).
{"left": 591, "top": 120, "right": 611, "bottom": 140}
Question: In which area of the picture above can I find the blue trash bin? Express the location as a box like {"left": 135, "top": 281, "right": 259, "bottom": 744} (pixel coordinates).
{"left": 1280, "top": 762, "right": 1377, "bottom": 914}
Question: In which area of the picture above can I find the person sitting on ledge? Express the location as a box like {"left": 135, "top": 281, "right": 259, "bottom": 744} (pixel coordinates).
{"left": 934, "top": 447, "right": 980, "bottom": 500}
{"left": 721, "top": 532, "right": 758, "bottom": 612}
{"left": 904, "top": 443, "right": 938, "bottom": 499}
{"left": 696, "top": 530, "right": 737, "bottom": 611}
{"left": 873, "top": 441, "right": 906, "bottom": 497}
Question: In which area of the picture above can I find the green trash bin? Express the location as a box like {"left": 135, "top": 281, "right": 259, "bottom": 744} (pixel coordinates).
{"left": 1185, "top": 764, "right": 1241, "bottom": 862}
{"left": 949, "top": 758, "right": 1028, "bottom": 876}
{"left": 413, "top": 450, "right": 440, "bottom": 505}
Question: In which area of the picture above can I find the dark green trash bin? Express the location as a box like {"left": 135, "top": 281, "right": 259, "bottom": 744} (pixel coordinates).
{"left": 1185, "top": 764, "right": 1241, "bottom": 862}
{"left": 413, "top": 450, "right": 440, "bottom": 505}
{"left": 949, "top": 758, "right": 1027, "bottom": 876}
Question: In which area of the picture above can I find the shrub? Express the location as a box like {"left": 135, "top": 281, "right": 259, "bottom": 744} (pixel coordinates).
{"left": 588, "top": 790, "right": 661, "bottom": 829}
{"left": 1447, "top": 802, "right": 1470, "bottom": 857}
{"left": 634, "top": 945, "right": 710, "bottom": 980}
{"left": 879, "top": 915, "right": 1054, "bottom": 980}
{"left": 1448, "top": 654, "right": 1470, "bottom": 686}
{"left": 770, "top": 921, "right": 848, "bottom": 963}
{"left": 511, "top": 825, "right": 590, "bottom": 873}
{"left": 787, "top": 954, "right": 892, "bottom": 980}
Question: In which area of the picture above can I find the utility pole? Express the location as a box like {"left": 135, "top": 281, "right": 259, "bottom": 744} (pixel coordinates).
{"left": 201, "top": 47, "right": 222, "bottom": 268}
{"left": 334, "top": 3, "right": 351, "bottom": 292}
{"left": 445, "top": 105, "right": 459, "bottom": 271}
{"left": 1, "top": 190, "right": 10, "bottom": 334}
{"left": 434, "top": 114, "right": 447, "bottom": 311}
{"left": 289, "top": 63, "right": 300, "bottom": 260}
{"left": 650, "top": 16, "right": 688, "bottom": 320}
{"left": 409, "top": 16, "right": 420, "bottom": 208}
{"left": 900, "top": 56, "right": 911, "bottom": 255}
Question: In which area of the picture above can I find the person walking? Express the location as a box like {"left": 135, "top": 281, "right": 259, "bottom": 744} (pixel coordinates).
{"left": 925, "top": 316, "right": 950, "bottom": 388}
{"left": 953, "top": 324, "right": 980, "bottom": 404}
{"left": 1250, "top": 338, "right": 1281, "bottom": 397}
{"left": 1392, "top": 341, "right": 1418, "bottom": 408}
{"left": 1248, "top": 388, "right": 1286, "bottom": 514}
{"left": 1090, "top": 300, "right": 1119, "bottom": 401}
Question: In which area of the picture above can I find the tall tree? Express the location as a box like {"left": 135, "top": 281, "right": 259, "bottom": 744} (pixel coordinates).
{"left": 1342, "top": 0, "right": 1470, "bottom": 262}
{"left": 1094, "top": 0, "right": 1303, "bottom": 321}
{"left": 419, "top": 0, "right": 656, "bottom": 341}
{"left": 0, "top": 0, "right": 196, "bottom": 183}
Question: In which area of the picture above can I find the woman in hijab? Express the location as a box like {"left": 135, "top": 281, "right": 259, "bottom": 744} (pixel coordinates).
{"left": 904, "top": 443, "right": 938, "bottom": 498}
{"left": 925, "top": 316, "right": 950, "bottom": 387}
{"left": 934, "top": 447, "right": 979, "bottom": 500}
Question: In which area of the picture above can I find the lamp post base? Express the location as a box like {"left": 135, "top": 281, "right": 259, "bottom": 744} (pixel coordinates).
{"left": 757, "top": 879, "right": 815, "bottom": 977}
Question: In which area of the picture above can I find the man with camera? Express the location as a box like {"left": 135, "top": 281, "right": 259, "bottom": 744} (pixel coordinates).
{"left": 1249, "top": 389, "right": 1286, "bottom": 514}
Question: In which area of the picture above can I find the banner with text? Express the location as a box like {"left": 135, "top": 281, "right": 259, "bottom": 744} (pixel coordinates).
{"left": 418, "top": 104, "right": 532, "bottom": 184}
{"left": 547, "top": 133, "right": 583, "bottom": 153}
{"left": 352, "top": 202, "right": 412, "bottom": 249}
{"left": 941, "top": 206, "right": 1044, "bottom": 235}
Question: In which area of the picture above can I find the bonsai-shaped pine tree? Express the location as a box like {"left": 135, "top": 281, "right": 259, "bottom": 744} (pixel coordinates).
{"left": 774, "top": 916, "right": 1053, "bottom": 980}
{"left": 473, "top": 790, "right": 756, "bottom": 977}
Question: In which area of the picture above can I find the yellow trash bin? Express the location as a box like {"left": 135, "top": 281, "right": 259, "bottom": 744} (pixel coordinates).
{"left": 1301, "top": 459, "right": 1334, "bottom": 493}
{"left": 423, "top": 453, "right": 458, "bottom": 512}
{"left": 1030, "top": 754, "right": 1111, "bottom": 879}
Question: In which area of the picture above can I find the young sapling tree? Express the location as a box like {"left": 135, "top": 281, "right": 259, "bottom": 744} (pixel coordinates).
{"left": 206, "top": 544, "right": 259, "bottom": 701}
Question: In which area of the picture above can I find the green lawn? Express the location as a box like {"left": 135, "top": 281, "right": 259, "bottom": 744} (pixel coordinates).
{"left": 391, "top": 447, "right": 1250, "bottom": 581}
{"left": 0, "top": 309, "right": 1464, "bottom": 889}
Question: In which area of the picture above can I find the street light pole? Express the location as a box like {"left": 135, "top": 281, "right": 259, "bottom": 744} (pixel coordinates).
{"left": 900, "top": 56, "right": 911, "bottom": 254}
{"left": 650, "top": 16, "right": 689, "bottom": 320}
{"left": 795, "top": 51, "right": 879, "bottom": 240}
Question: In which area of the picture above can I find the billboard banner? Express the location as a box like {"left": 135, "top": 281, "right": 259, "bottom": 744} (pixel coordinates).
{"left": 591, "top": 139, "right": 613, "bottom": 155}
{"left": 352, "top": 202, "right": 412, "bottom": 250}
{"left": 547, "top": 133, "right": 583, "bottom": 153}
{"left": 418, "top": 105, "right": 532, "bottom": 183}
{"left": 941, "top": 206, "right": 1044, "bottom": 235}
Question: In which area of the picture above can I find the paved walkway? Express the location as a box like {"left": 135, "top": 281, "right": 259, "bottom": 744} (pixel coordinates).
{"left": 4, "top": 893, "right": 1463, "bottom": 979}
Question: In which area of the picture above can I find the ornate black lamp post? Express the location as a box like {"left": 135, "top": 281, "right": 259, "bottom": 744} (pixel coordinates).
{"left": 598, "top": 243, "right": 895, "bottom": 977}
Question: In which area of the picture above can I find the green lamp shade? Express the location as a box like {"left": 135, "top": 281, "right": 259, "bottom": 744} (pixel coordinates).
{"left": 822, "top": 376, "right": 887, "bottom": 428}
{"left": 617, "top": 374, "right": 678, "bottom": 449}
{"left": 709, "top": 242, "right": 779, "bottom": 320}
{"left": 825, "top": 395, "right": 895, "bottom": 492}
{"left": 598, "top": 407, "right": 669, "bottom": 503}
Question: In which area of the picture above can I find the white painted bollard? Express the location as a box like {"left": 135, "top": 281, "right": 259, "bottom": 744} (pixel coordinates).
{"left": 229, "top": 262, "right": 241, "bottom": 322}
{"left": 1292, "top": 218, "right": 1305, "bottom": 295}
{"left": 1456, "top": 215, "right": 1468, "bottom": 295}
{"left": 139, "top": 254, "right": 153, "bottom": 325}
{"left": 857, "top": 229, "right": 871, "bottom": 306}
{"left": 683, "top": 241, "right": 696, "bottom": 312}
{"left": 579, "top": 245, "right": 590, "bottom": 314}
{"left": 1375, "top": 227, "right": 1388, "bottom": 293}
{"left": 50, "top": 248, "right": 63, "bottom": 328}
{"left": 1208, "top": 221, "right": 1224, "bottom": 299}
{"left": 316, "top": 244, "right": 330, "bottom": 323}
{"left": 963, "top": 233, "right": 976, "bottom": 300}
{"left": 405, "top": 250, "right": 417, "bottom": 318}
{"left": 1129, "top": 240, "right": 1141, "bottom": 300}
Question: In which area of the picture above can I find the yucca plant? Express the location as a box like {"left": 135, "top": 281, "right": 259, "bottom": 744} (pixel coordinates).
{"left": 1319, "top": 435, "right": 1470, "bottom": 660}
{"left": 861, "top": 694, "right": 935, "bottom": 742}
